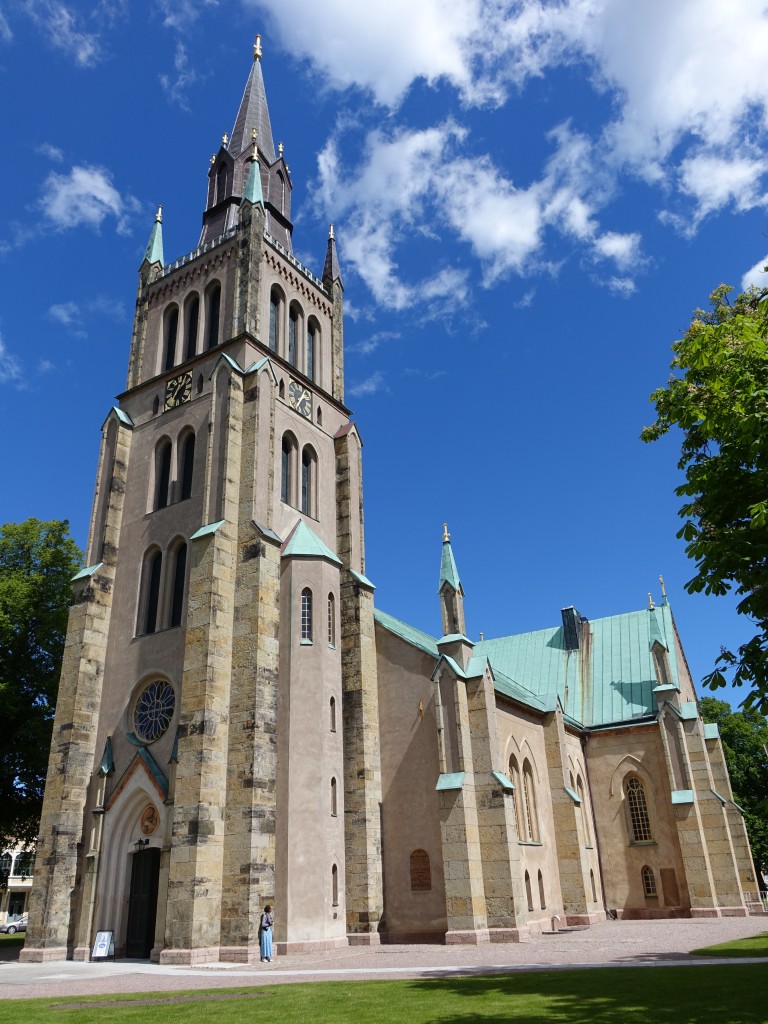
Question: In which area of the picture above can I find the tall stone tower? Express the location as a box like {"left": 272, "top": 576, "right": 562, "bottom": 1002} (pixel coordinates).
{"left": 21, "top": 38, "right": 384, "bottom": 964}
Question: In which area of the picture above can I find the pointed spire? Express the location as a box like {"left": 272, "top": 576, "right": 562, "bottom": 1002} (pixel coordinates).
{"left": 439, "top": 522, "right": 461, "bottom": 592}
{"left": 323, "top": 223, "right": 343, "bottom": 286}
{"left": 229, "top": 35, "right": 276, "bottom": 162}
{"left": 141, "top": 206, "right": 164, "bottom": 267}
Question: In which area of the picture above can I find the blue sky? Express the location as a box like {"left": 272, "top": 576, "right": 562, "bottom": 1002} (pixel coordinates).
{"left": 2, "top": 0, "right": 767, "bottom": 709}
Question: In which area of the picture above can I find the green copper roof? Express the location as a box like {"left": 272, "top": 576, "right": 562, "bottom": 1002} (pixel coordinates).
{"left": 282, "top": 520, "right": 342, "bottom": 565}
{"left": 241, "top": 158, "right": 264, "bottom": 206}
{"left": 374, "top": 608, "right": 439, "bottom": 657}
{"left": 436, "top": 772, "right": 464, "bottom": 791}
{"left": 439, "top": 539, "right": 461, "bottom": 591}
{"left": 142, "top": 210, "right": 164, "bottom": 266}
{"left": 703, "top": 723, "right": 720, "bottom": 740}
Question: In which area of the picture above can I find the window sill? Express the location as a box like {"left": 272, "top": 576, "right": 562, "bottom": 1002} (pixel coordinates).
{"left": 518, "top": 840, "right": 543, "bottom": 847}
{"left": 629, "top": 840, "right": 657, "bottom": 847}
{"left": 300, "top": 639, "right": 313, "bottom": 646}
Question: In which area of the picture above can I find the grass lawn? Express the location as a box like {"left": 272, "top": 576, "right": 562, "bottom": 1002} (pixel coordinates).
{"left": 691, "top": 931, "right": 768, "bottom": 958}
{"left": 0, "top": 964, "right": 767, "bottom": 1024}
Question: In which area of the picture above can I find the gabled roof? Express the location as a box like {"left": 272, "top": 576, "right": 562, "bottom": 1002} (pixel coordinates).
{"left": 282, "top": 520, "right": 342, "bottom": 565}
{"left": 375, "top": 601, "right": 679, "bottom": 728}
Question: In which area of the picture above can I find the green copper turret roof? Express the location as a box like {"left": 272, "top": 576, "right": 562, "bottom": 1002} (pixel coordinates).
{"left": 241, "top": 157, "right": 264, "bottom": 206}
{"left": 230, "top": 38, "right": 276, "bottom": 163}
{"left": 282, "top": 519, "right": 342, "bottom": 565}
{"left": 439, "top": 527, "right": 461, "bottom": 592}
{"left": 142, "top": 207, "right": 164, "bottom": 266}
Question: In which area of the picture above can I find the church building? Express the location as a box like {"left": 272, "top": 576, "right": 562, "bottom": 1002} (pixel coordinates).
{"left": 21, "top": 40, "right": 759, "bottom": 964}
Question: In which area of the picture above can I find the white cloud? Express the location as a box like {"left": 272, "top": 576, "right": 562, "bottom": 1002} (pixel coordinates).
{"left": 678, "top": 151, "right": 768, "bottom": 220}
{"left": 25, "top": 1, "right": 102, "bottom": 67}
{"left": 592, "top": 231, "right": 642, "bottom": 271}
{"left": 348, "top": 370, "right": 386, "bottom": 397}
{"left": 160, "top": 41, "right": 200, "bottom": 110}
{"left": 351, "top": 330, "right": 401, "bottom": 356}
{"left": 0, "top": 334, "right": 22, "bottom": 386}
{"left": 41, "top": 165, "right": 140, "bottom": 235}
{"left": 156, "top": 0, "right": 219, "bottom": 30}
{"left": 36, "top": 142, "right": 64, "bottom": 162}
{"left": 742, "top": 254, "right": 768, "bottom": 291}
{"left": 604, "top": 276, "right": 636, "bottom": 298}
{"left": 0, "top": 11, "right": 13, "bottom": 41}
{"left": 38, "top": 359, "right": 55, "bottom": 373}
{"left": 47, "top": 301, "right": 81, "bottom": 327}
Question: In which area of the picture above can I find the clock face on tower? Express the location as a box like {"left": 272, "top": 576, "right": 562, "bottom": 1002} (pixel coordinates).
{"left": 164, "top": 372, "right": 192, "bottom": 410}
{"left": 288, "top": 379, "right": 312, "bottom": 418}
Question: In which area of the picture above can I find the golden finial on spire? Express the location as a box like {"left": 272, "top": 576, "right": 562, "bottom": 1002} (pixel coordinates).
{"left": 659, "top": 574, "right": 667, "bottom": 600}
{"left": 648, "top": 592, "right": 655, "bottom": 610}
{"left": 254, "top": 34, "right": 262, "bottom": 61}
{"left": 210, "top": 154, "right": 216, "bottom": 166}
{"left": 222, "top": 132, "right": 229, "bottom": 148}
{"left": 443, "top": 523, "right": 450, "bottom": 542}
{"left": 278, "top": 141, "right": 284, "bottom": 157}
{"left": 155, "top": 205, "right": 163, "bottom": 223}
{"left": 329, "top": 223, "right": 335, "bottom": 240}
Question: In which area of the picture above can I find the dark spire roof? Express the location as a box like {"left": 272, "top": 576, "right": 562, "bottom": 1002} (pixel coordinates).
{"left": 229, "top": 36, "right": 276, "bottom": 164}
{"left": 323, "top": 224, "right": 343, "bottom": 285}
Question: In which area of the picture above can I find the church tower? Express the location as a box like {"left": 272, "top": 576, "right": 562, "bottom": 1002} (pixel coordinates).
{"left": 22, "top": 39, "right": 384, "bottom": 964}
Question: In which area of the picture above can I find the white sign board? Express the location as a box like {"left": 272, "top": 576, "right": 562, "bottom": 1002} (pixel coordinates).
{"left": 91, "top": 930, "right": 115, "bottom": 960}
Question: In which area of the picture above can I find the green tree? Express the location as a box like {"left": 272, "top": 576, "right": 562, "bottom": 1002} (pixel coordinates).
{"left": 0, "top": 519, "right": 81, "bottom": 848}
{"left": 699, "top": 696, "right": 768, "bottom": 878}
{"left": 642, "top": 284, "right": 768, "bottom": 713}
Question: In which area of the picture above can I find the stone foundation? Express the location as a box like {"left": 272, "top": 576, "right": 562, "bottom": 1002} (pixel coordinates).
{"left": 347, "top": 932, "right": 381, "bottom": 946}
{"left": 18, "top": 947, "right": 70, "bottom": 963}
{"left": 445, "top": 928, "right": 491, "bottom": 945}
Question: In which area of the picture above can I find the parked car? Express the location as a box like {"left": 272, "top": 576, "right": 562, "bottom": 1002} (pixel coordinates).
{"left": 0, "top": 915, "right": 27, "bottom": 934}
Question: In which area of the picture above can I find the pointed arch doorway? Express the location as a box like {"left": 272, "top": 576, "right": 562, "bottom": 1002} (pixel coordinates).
{"left": 125, "top": 846, "right": 160, "bottom": 958}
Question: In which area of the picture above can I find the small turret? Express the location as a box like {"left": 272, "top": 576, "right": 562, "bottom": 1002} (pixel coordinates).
{"left": 141, "top": 206, "right": 164, "bottom": 269}
{"left": 439, "top": 523, "right": 467, "bottom": 638}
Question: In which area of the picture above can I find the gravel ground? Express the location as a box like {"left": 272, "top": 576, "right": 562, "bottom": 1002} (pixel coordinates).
{"left": 1, "top": 915, "right": 766, "bottom": 1000}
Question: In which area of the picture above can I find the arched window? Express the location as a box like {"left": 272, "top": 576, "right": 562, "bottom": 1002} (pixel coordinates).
{"left": 154, "top": 440, "right": 172, "bottom": 510}
{"left": 206, "top": 282, "right": 221, "bottom": 350}
{"left": 522, "top": 759, "right": 538, "bottom": 842}
{"left": 330, "top": 776, "right": 337, "bottom": 816}
{"left": 184, "top": 294, "right": 199, "bottom": 361}
{"left": 577, "top": 774, "right": 590, "bottom": 845}
{"left": 196, "top": 373, "right": 204, "bottom": 395}
{"left": 307, "top": 321, "right": 317, "bottom": 382}
{"left": 288, "top": 302, "right": 301, "bottom": 367}
{"left": 281, "top": 433, "right": 297, "bottom": 505}
{"left": 169, "top": 542, "right": 187, "bottom": 628}
{"left": 317, "top": 406, "right": 322, "bottom": 426}
{"left": 590, "top": 869, "right": 597, "bottom": 902}
{"left": 179, "top": 431, "right": 195, "bottom": 501}
{"left": 329, "top": 696, "right": 336, "bottom": 732}
{"left": 508, "top": 754, "right": 521, "bottom": 836}
{"left": 269, "top": 287, "right": 282, "bottom": 352}
{"left": 152, "top": 395, "right": 159, "bottom": 415}
{"left": 163, "top": 305, "right": 179, "bottom": 371}
{"left": 525, "top": 870, "right": 533, "bottom": 912}
{"left": 538, "top": 869, "right": 546, "bottom": 909}
{"left": 278, "top": 379, "right": 285, "bottom": 399}
{"left": 301, "top": 587, "right": 313, "bottom": 643}
{"left": 410, "top": 849, "right": 432, "bottom": 892}
{"left": 0, "top": 853, "right": 11, "bottom": 880}
{"left": 216, "top": 163, "right": 228, "bottom": 203}
{"left": 301, "top": 446, "right": 317, "bottom": 516}
{"left": 331, "top": 863, "right": 339, "bottom": 906}
{"left": 140, "top": 548, "right": 163, "bottom": 635}
{"left": 328, "top": 592, "right": 336, "bottom": 647}
{"left": 14, "top": 851, "right": 35, "bottom": 878}
{"left": 642, "top": 865, "right": 657, "bottom": 897}
{"left": 277, "top": 170, "right": 286, "bottom": 214}
{"left": 625, "top": 776, "right": 653, "bottom": 842}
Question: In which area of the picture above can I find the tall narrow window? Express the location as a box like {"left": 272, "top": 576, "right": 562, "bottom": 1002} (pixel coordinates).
{"left": 269, "top": 287, "right": 282, "bottom": 352}
{"left": 164, "top": 306, "right": 179, "bottom": 371}
{"left": 642, "top": 865, "right": 657, "bottom": 897}
{"left": 590, "top": 869, "right": 597, "bottom": 902}
{"left": 169, "top": 542, "right": 187, "bottom": 628}
{"left": 330, "top": 777, "right": 337, "bottom": 815}
{"left": 216, "top": 163, "right": 228, "bottom": 203}
{"left": 185, "top": 294, "right": 199, "bottom": 360}
{"left": 328, "top": 592, "right": 336, "bottom": 646}
{"left": 410, "top": 849, "right": 432, "bottom": 892}
{"left": 288, "top": 305, "right": 298, "bottom": 366}
{"left": 329, "top": 696, "right": 336, "bottom": 732}
{"left": 626, "top": 776, "right": 653, "bottom": 842}
{"left": 522, "top": 760, "right": 538, "bottom": 841}
{"left": 206, "top": 283, "right": 221, "bottom": 349}
{"left": 307, "top": 322, "right": 317, "bottom": 381}
{"left": 301, "top": 447, "right": 316, "bottom": 516}
{"left": 281, "top": 434, "right": 295, "bottom": 504}
{"left": 331, "top": 864, "right": 339, "bottom": 905}
{"left": 508, "top": 755, "right": 521, "bottom": 836}
{"left": 155, "top": 441, "right": 172, "bottom": 510}
{"left": 577, "top": 775, "right": 590, "bottom": 845}
{"left": 525, "top": 871, "right": 533, "bottom": 913}
{"left": 538, "top": 870, "right": 546, "bottom": 909}
{"left": 301, "top": 588, "right": 313, "bottom": 642}
{"left": 180, "top": 432, "right": 195, "bottom": 501}
{"left": 143, "top": 549, "right": 162, "bottom": 635}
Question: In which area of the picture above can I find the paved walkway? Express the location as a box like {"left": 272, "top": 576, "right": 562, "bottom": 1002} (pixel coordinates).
{"left": 1, "top": 916, "right": 766, "bottom": 1000}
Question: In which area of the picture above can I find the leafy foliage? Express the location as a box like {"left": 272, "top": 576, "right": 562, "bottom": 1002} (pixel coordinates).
{"left": 699, "top": 697, "right": 768, "bottom": 875}
{"left": 0, "top": 519, "right": 81, "bottom": 848}
{"left": 642, "top": 285, "right": 768, "bottom": 712}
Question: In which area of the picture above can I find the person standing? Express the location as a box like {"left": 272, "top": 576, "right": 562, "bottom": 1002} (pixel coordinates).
{"left": 259, "top": 904, "right": 274, "bottom": 962}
